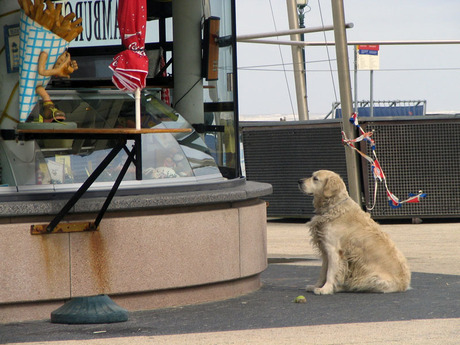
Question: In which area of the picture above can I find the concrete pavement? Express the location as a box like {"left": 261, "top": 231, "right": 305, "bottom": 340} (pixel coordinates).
{"left": 267, "top": 220, "right": 460, "bottom": 275}
{"left": 2, "top": 220, "right": 459, "bottom": 345}
{"left": 5, "top": 319, "right": 458, "bottom": 345}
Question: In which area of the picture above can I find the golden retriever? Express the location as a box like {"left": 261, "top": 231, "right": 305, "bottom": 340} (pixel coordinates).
{"left": 298, "top": 170, "right": 411, "bottom": 295}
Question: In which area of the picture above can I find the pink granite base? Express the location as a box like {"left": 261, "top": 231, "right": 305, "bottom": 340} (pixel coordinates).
{"left": 0, "top": 200, "right": 267, "bottom": 323}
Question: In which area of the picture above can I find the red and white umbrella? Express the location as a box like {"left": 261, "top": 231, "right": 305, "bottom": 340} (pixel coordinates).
{"left": 109, "top": 0, "right": 148, "bottom": 129}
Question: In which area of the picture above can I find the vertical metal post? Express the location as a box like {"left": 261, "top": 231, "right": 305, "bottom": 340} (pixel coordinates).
{"left": 287, "top": 0, "right": 309, "bottom": 121}
{"left": 134, "top": 135, "right": 142, "bottom": 180}
{"left": 298, "top": 2, "right": 308, "bottom": 117}
{"left": 370, "top": 70, "right": 374, "bottom": 117}
{"left": 331, "top": 0, "right": 361, "bottom": 205}
{"left": 353, "top": 45, "right": 358, "bottom": 114}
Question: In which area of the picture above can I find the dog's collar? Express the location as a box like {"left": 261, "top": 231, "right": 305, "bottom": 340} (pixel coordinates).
{"left": 316, "top": 197, "right": 350, "bottom": 215}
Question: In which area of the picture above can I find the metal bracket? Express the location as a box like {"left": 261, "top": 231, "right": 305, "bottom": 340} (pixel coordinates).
{"left": 31, "top": 222, "right": 99, "bottom": 235}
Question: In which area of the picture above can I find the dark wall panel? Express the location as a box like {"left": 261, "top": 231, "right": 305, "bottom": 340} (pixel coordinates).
{"left": 241, "top": 122, "right": 348, "bottom": 218}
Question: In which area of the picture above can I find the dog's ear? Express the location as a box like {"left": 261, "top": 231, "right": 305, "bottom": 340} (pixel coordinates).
{"left": 323, "top": 174, "right": 342, "bottom": 198}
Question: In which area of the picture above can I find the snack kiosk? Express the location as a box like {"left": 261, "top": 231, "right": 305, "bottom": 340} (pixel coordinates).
{"left": 0, "top": 0, "right": 271, "bottom": 323}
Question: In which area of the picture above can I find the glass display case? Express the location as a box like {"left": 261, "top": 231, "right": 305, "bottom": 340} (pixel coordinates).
{"left": 0, "top": 89, "right": 223, "bottom": 193}
{"left": 0, "top": 0, "right": 241, "bottom": 195}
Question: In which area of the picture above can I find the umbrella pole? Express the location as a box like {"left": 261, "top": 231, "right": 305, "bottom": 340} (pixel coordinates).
{"left": 135, "top": 88, "right": 141, "bottom": 130}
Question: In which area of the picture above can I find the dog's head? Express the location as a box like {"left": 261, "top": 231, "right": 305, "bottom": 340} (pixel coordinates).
{"left": 298, "top": 170, "right": 348, "bottom": 201}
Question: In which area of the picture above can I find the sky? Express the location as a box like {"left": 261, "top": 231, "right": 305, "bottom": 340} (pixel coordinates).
{"left": 235, "top": 0, "right": 460, "bottom": 120}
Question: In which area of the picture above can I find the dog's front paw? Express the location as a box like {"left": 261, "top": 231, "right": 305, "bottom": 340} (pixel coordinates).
{"left": 305, "top": 285, "right": 317, "bottom": 292}
{"left": 313, "top": 284, "right": 334, "bottom": 295}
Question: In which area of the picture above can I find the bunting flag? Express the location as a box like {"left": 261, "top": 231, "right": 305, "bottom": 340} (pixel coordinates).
{"left": 342, "top": 113, "right": 427, "bottom": 209}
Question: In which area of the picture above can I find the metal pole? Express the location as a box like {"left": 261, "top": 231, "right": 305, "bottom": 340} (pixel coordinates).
{"left": 238, "top": 38, "right": 460, "bottom": 46}
{"left": 298, "top": 3, "right": 308, "bottom": 118}
{"left": 331, "top": 0, "right": 361, "bottom": 205}
{"left": 236, "top": 24, "right": 353, "bottom": 41}
{"left": 354, "top": 45, "right": 358, "bottom": 114}
{"left": 287, "top": 0, "right": 308, "bottom": 120}
{"left": 370, "top": 70, "right": 374, "bottom": 117}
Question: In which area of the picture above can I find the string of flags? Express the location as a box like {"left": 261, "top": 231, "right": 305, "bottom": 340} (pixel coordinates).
{"left": 341, "top": 113, "right": 427, "bottom": 210}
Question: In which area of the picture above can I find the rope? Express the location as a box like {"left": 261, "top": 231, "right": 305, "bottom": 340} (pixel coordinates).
{"left": 342, "top": 112, "right": 427, "bottom": 210}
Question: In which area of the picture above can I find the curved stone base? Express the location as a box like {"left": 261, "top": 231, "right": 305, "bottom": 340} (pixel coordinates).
{"left": 0, "top": 273, "right": 262, "bottom": 324}
{"left": 114, "top": 274, "right": 262, "bottom": 312}
{"left": 0, "top": 181, "right": 270, "bottom": 324}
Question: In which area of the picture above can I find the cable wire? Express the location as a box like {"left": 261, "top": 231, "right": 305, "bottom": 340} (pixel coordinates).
{"left": 268, "top": 0, "right": 297, "bottom": 120}
{"left": 173, "top": 78, "right": 202, "bottom": 108}
{"left": 238, "top": 59, "right": 338, "bottom": 70}
{"left": 239, "top": 66, "right": 460, "bottom": 73}
{"left": 317, "top": 0, "right": 338, "bottom": 102}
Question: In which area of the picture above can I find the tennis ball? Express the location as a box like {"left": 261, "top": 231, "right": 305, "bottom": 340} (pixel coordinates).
{"left": 294, "top": 295, "right": 307, "bottom": 303}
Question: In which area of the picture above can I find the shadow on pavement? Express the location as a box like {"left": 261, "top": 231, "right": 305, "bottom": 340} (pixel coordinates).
{"left": 1, "top": 264, "right": 459, "bottom": 343}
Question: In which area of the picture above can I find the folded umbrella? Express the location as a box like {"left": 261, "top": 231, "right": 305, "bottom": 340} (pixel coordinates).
{"left": 109, "top": 0, "right": 148, "bottom": 93}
